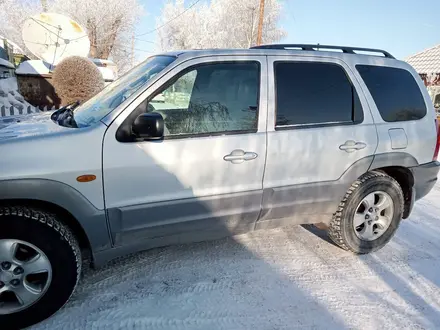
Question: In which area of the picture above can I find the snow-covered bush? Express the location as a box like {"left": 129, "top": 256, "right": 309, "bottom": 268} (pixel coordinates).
{"left": 53, "top": 56, "right": 104, "bottom": 106}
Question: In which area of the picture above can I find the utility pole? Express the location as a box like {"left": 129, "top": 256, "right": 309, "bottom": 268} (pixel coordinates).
{"left": 256, "top": 0, "right": 265, "bottom": 46}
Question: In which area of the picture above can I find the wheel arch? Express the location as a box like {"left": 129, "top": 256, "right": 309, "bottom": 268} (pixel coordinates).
{"left": 0, "top": 179, "right": 113, "bottom": 264}
{"left": 0, "top": 198, "right": 91, "bottom": 253}
{"left": 369, "top": 167, "right": 414, "bottom": 219}
{"left": 369, "top": 153, "right": 417, "bottom": 219}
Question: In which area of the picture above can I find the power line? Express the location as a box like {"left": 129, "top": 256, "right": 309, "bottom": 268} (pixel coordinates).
{"left": 136, "top": 0, "right": 202, "bottom": 37}
{"left": 134, "top": 38, "right": 157, "bottom": 45}
{"left": 283, "top": 0, "right": 296, "bottom": 23}
{"left": 70, "top": 34, "right": 89, "bottom": 41}
{"left": 133, "top": 47, "right": 155, "bottom": 53}
{"left": 113, "top": 44, "right": 155, "bottom": 54}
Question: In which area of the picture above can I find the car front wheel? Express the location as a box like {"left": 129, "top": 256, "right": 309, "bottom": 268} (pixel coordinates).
{"left": 0, "top": 206, "right": 81, "bottom": 329}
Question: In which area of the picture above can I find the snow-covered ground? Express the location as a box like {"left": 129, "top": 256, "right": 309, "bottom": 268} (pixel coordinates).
{"left": 33, "top": 181, "right": 440, "bottom": 330}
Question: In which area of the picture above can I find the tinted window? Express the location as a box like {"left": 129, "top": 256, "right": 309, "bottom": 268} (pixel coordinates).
{"left": 275, "top": 62, "right": 363, "bottom": 127}
{"left": 149, "top": 62, "right": 259, "bottom": 136}
{"left": 356, "top": 65, "right": 427, "bottom": 122}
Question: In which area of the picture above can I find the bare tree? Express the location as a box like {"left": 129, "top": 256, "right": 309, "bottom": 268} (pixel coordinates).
{"left": 50, "top": 0, "right": 143, "bottom": 73}
{"left": 0, "top": 0, "right": 41, "bottom": 56}
{"left": 0, "top": 0, "right": 143, "bottom": 73}
{"left": 156, "top": 0, "right": 210, "bottom": 51}
{"left": 40, "top": 0, "right": 48, "bottom": 11}
{"left": 157, "top": 0, "right": 286, "bottom": 51}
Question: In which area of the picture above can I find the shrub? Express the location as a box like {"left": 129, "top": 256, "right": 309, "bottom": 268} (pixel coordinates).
{"left": 52, "top": 56, "right": 104, "bottom": 106}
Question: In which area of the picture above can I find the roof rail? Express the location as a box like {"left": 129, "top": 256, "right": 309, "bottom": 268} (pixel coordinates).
{"left": 250, "top": 44, "right": 395, "bottom": 59}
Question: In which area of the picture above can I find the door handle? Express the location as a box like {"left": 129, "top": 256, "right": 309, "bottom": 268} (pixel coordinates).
{"left": 339, "top": 140, "right": 367, "bottom": 153}
{"left": 224, "top": 149, "right": 258, "bottom": 164}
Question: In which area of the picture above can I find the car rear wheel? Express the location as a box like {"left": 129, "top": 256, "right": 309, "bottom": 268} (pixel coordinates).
{"left": 0, "top": 206, "right": 81, "bottom": 329}
{"left": 328, "top": 171, "right": 404, "bottom": 254}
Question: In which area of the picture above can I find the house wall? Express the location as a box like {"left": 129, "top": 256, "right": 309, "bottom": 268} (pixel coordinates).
{"left": 420, "top": 73, "right": 440, "bottom": 86}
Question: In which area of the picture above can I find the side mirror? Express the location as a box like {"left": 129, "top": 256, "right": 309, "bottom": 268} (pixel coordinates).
{"left": 132, "top": 112, "right": 164, "bottom": 139}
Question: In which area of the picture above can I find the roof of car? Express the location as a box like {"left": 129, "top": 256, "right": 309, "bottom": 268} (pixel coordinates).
{"left": 157, "top": 44, "right": 397, "bottom": 62}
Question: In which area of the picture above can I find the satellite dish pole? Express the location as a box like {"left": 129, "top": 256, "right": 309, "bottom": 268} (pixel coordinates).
{"left": 50, "top": 26, "right": 62, "bottom": 71}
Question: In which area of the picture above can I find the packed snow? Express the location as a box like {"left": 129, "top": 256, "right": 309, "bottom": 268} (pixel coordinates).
{"left": 32, "top": 180, "right": 440, "bottom": 330}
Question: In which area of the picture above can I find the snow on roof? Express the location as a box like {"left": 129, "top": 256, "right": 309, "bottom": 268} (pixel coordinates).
{"left": 0, "top": 35, "right": 25, "bottom": 54}
{"left": 406, "top": 44, "right": 440, "bottom": 74}
{"left": 15, "top": 60, "right": 51, "bottom": 75}
{"left": 0, "top": 58, "right": 14, "bottom": 69}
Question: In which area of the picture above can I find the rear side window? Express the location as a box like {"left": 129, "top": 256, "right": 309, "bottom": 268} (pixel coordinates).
{"left": 356, "top": 65, "right": 427, "bottom": 122}
{"left": 274, "top": 62, "right": 363, "bottom": 128}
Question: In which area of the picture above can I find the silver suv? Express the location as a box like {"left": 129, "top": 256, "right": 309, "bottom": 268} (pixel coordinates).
{"left": 1, "top": 44, "right": 439, "bottom": 327}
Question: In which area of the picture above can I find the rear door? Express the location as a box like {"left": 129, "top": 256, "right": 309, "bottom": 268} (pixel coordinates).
{"left": 355, "top": 64, "right": 437, "bottom": 165}
{"left": 259, "top": 56, "right": 378, "bottom": 224}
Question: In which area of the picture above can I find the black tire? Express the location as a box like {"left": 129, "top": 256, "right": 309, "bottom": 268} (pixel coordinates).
{"left": 328, "top": 171, "right": 404, "bottom": 254}
{"left": 0, "top": 206, "right": 81, "bottom": 329}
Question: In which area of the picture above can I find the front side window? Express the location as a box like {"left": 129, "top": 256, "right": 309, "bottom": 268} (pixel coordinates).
{"left": 356, "top": 65, "right": 427, "bottom": 122}
{"left": 147, "top": 62, "right": 260, "bottom": 137}
{"left": 274, "top": 61, "right": 363, "bottom": 128}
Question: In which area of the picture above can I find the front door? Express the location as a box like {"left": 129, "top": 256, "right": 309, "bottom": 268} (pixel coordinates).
{"left": 103, "top": 56, "right": 268, "bottom": 246}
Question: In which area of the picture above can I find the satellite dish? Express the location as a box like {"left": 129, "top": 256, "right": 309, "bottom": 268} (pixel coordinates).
{"left": 22, "top": 13, "right": 90, "bottom": 69}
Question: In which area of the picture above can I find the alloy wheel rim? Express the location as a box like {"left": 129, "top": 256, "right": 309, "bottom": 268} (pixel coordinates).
{"left": 0, "top": 239, "right": 52, "bottom": 314}
{"left": 353, "top": 191, "right": 394, "bottom": 241}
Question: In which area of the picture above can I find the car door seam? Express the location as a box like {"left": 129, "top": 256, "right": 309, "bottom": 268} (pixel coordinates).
{"left": 255, "top": 55, "right": 270, "bottom": 228}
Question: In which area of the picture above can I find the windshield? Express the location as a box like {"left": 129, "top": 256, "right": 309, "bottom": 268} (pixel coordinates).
{"left": 73, "top": 55, "right": 176, "bottom": 127}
